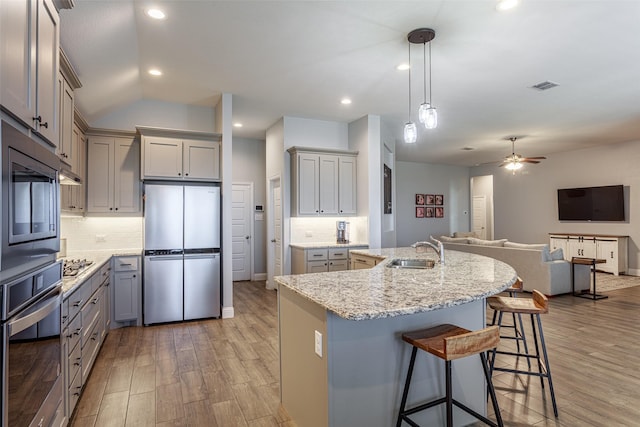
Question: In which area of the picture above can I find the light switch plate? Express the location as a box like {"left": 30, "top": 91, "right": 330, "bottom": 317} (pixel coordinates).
{"left": 314, "top": 330, "right": 322, "bottom": 357}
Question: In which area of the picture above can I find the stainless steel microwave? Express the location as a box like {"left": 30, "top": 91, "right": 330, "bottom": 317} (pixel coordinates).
{"left": 1, "top": 121, "right": 60, "bottom": 280}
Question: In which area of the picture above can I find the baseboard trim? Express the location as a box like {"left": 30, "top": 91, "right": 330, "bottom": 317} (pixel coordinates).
{"left": 253, "top": 273, "right": 267, "bottom": 281}
{"left": 626, "top": 269, "right": 639, "bottom": 276}
{"left": 221, "top": 306, "right": 234, "bottom": 319}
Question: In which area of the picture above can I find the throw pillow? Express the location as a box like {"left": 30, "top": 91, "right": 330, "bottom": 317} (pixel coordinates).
{"left": 453, "top": 231, "right": 478, "bottom": 238}
{"left": 439, "top": 236, "right": 469, "bottom": 243}
{"left": 550, "top": 248, "right": 564, "bottom": 260}
{"left": 467, "top": 238, "right": 507, "bottom": 247}
{"left": 504, "top": 242, "right": 549, "bottom": 250}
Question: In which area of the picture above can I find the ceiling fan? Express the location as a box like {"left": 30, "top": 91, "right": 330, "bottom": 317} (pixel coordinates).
{"left": 500, "top": 137, "right": 546, "bottom": 170}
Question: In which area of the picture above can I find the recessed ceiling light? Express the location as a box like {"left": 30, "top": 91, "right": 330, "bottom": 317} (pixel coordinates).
{"left": 340, "top": 98, "right": 352, "bottom": 105}
{"left": 233, "top": 123, "right": 243, "bottom": 128}
{"left": 397, "top": 63, "right": 410, "bottom": 71}
{"left": 146, "top": 8, "right": 166, "bottom": 19}
{"left": 148, "top": 69, "right": 162, "bottom": 76}
{"left": 496, "top": 0, "right": 519, "bottom": 11}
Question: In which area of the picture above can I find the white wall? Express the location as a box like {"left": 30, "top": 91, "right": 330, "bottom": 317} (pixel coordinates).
{"left": 470, "top": 139, "right": 640, "bottom": 272}
{"left": 89, "top": 99, "right": 216, "bottom": 132}
{"left": 283, "top": 117, "right": 348, "bottom": 150}
{"left": 232, "top": 137, "right": 267, "bottom": 274}
{"left": 395, "top": 161, "right": 470, "bottom": 247}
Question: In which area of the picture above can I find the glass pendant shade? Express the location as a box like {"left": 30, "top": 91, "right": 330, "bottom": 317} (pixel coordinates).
{"left": 425, "top": 106, "right": 437, "bottom": 129}
{"left": 418, "top": 102, "right": 429, "bottom": 125}
{"left": 404, "top": 121, "right": 417, "bottom": 144}
{"left": 505, "top": 161, "right": 522, "bottom": 171}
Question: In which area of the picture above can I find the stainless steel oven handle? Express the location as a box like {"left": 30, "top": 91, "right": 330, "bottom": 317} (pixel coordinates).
{"left": 8, "top": 286, "right": 62, "bottom": 337}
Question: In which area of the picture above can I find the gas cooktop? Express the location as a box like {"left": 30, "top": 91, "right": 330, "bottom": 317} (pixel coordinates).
{"left": 63, "top": 259, "right": 94, "bottom": 277}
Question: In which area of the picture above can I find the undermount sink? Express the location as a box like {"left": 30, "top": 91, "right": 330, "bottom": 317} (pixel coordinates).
{"left": 386, "top": 258, "right": 435, "bottom": 269}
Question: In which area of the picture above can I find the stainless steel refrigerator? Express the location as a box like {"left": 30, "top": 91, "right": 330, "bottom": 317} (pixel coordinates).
{"left": 143, "top": 183, "right": 221, "bottom": 324}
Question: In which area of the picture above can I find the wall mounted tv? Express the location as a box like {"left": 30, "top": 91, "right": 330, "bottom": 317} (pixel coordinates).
{"left": 557, "top": 185, "right": 625, "bottom": 221}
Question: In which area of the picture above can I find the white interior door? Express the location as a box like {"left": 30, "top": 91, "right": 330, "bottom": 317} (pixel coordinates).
{"left": 231, "top": 183, "right": 252, "bottom": 281}
{"left": 472, "top": 195, "right": 487, "bottom": 239}
{"left": 267, "top": 177, "right": 282, "bottom": 290}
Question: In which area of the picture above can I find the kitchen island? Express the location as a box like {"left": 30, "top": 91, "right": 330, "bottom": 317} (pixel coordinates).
{"left": 275, "top": 247, "right": 517, "bottom": 427}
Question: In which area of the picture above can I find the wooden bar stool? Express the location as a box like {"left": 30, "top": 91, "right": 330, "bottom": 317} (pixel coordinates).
{"left": 489, "top": 278, "right": 531, "bottom": 369}
{"left": 487, "top": 290, "right": 558, "bottom": 417}
{"left": 396, "top": 324, "right": 504, "bottom": 427}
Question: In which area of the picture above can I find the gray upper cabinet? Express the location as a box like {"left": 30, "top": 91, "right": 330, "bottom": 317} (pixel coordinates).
{"left": 0, "top": 0, "right": 59, "bottom": 146}
{"left": 86, "top": 133, "right": 140, "bottom": 213}
{"left": 138, "top": 126, "right": 221, "bottom": 182}
{"left": 288, "top": 146, "right": 358, "bottom": 216}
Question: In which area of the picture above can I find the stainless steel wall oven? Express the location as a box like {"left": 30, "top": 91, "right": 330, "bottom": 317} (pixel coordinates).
{"left": 1, "top": 121, "right": 60, "bottom": 281}
{"left": 1, "top": 260, "right": 63, "bottom": 427}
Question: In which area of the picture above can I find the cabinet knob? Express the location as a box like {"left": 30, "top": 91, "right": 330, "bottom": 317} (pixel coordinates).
{"left": 41, "top": 121, "right": 48, "bottom": 129}
{"left": 178, "top": 173, "right": 181, "bottom": 176}
{"left": 115, "top": 208, "right": 119, "bottom": 211}
{"left": 110, "top": 207, "right": 113, "bottom": 210}
{"left": 133, "top": 274, "right": 136, "bottom": 278}
{"left": 185, "top": 173, "right": 189, "bottom": 176}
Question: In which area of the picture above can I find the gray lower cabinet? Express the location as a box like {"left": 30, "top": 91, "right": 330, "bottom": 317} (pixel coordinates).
{"left": 112, "top": 255, "right": 141, "bottom": 324}
{"left": 291, "top": 246, "right": 368, "bottom": 274}
{"left": 62, "top": 260, "right": 110, "bottom": 420}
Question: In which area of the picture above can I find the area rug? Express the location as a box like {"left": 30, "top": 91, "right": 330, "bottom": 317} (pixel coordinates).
{"left": 593, "top": 272, "right": 640, "bottom": 292}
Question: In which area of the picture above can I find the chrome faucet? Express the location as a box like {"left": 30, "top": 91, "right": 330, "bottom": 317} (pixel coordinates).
{"left": 411, "top": 236, "right": 445, "bottom": 264}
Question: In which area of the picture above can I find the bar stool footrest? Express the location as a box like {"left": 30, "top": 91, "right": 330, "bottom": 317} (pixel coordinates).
{"left": 400, "top": 398, "right": 500, "bottom": 427}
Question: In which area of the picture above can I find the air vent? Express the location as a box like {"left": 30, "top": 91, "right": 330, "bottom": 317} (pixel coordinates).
{"left": 461, "top": 147, "right": 474, "bottom": 151}
{"left": 531, "top": 81, "right": 559, "bottom": 91}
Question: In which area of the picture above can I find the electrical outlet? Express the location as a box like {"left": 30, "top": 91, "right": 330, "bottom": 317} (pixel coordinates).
{"left": 96, "top": 234, "right": 107, "bottom": 242}
{"left": 305, "top": 231, "right": 313, "bottom": 238}
{"left": 314, "top": 330, "right": 322, "bottom": 357}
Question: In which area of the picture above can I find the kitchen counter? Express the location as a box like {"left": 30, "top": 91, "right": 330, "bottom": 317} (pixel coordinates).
{"left": 276, "top": 247, "right": 517, "bottom": 427}
{"left": 289, "top": 241, "right": 368, "bottom": 249}
{"left": 61, "top": 249, "right": 142, "bottom": 295}
{"left": 276, "top": 247, "right": 516, "bottom": 321}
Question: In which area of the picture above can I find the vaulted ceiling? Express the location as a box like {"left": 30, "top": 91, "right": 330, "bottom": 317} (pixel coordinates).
{"left": 59, "top": 1, "right": 640, "bottom": 166}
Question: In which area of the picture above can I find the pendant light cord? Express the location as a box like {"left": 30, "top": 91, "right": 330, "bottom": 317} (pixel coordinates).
{"left": 423, "top": 42, "right": 427, "bottom": 105}
{"left": 408, "top": 42, "right": 412, "bottom": 120}
{"left": 428, "top": 41, "right": 433, "bottom": 105}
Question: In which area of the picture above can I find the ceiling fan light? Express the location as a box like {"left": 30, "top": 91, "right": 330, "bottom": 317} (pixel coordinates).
{"left": 424, "top": 106, "right": 437, "bottom": 129}
{"left": 404, "top": 122, "right": 417, "bottom": 144}
{"left": 505, "top": 161, "right": 522, "bottom": 171}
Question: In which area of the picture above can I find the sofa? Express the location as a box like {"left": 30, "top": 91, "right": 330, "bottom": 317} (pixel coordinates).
{"left": 439, "top": 235, "right": 590, "bottom": 296}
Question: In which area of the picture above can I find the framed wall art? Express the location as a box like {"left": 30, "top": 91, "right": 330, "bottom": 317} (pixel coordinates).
{"left": 426, "top": 207, "right": 434, "bottom": 218}
{"left": 435, "top": 194, "right": 444, "bottom": 206}
{"left": 415, "top": 194, "right": 425, "bottom": 205}
{"left": 416, "top": 207, "right": 425, "bottom": 218}
{"left": 435, "top": 207, "right": 444, "bottom": 218}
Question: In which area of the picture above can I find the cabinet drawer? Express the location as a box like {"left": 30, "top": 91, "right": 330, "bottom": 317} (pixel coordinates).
{"left": 67, "top": 280, "right": 92, "bottom": 321}
{"left": 82, "top": 313, "right": 103, "bottom": 383}
{"left": 67, "top": 337, "right": 82, "bottom": 387}
{"left": 92, "top": 263, "right": 110, "bottom": 294}
{"left": 66, "top": 314, "right": 82, "bottom": 357}
{"left": 68, "top": 363, "right": 83, "bottom": 415}
{"left": 306, "top": 260, "right": 328, "bottom": 273}
{"left": 306, "top": 249, "right": 328, "bottom": 261}
{"left": 81, "top": 293, "right": 101, "bottom": 348}
{"left": 328, "top": 248, "right": 348, "bottom": 260}
{"left": 113, "top": 256, "right": 138, "bottom": 272}
{"left": 61, "top": 299, "right": 69, "bottom": 329}
{"left": 351, "top": 255, "right": 377, "bottom": 269}
{"left": 328, "top": 260, "right": 348, "bottom": 271}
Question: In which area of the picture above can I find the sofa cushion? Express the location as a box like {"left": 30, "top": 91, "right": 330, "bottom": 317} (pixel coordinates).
{"left": 439, "top": 236, "right": 469, "bottom": 243}
{"left": 453, "top": 231, "right": 478, "bottom": 238}
{"left": 504, "top": 242, "right": 549, "bottom": 250}
{"left": 541, "top": 246, "right": 564, "bottom": 262}
{"left": 468, "top": 237, "right": 507, "bottom": 247}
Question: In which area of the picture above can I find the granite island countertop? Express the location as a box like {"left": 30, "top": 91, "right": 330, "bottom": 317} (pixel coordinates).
{"left": 275, "top": 247, "right": 517, "bottom": 321}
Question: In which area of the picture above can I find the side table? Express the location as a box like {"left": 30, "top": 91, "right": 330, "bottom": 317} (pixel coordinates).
{"left": 571, "top": 257, "right": 607, "bottom": 300}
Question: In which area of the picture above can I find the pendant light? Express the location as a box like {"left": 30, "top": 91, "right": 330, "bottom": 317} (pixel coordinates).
{"left": 408, "top": 28, "right": 437, "bottom": 130}
{"left": 403, "top": 41, "right": 417, "bottom": 143}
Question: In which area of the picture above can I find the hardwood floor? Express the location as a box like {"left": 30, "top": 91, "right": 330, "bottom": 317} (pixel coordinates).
{"left": 71, "top": 281, "right": 640, "bottom": 426}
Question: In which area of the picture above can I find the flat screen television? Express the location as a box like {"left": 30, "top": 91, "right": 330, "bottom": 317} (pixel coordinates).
{"left": 557, "top": 185, "right": 625, "bottom": 221}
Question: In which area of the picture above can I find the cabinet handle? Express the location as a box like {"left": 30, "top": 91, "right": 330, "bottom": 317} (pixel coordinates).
{"left": 33, "top": 115, "right": 42, "bottom": 123}
{"left": 313, "top": 254, "right": 323, "bottom": 257}
{"left": 73, "top": 300, "right": 83, "bottom": 307}
{"left": 91, "top": 332, "right": 99, "bottom": 341}
{"left": 611, "top": 251, "right": 614, "bottom": 258}
{"left": 92, "top": 297, "right": 99, "bottom": 304}
{"left": 74, "top": 358, "right": 81, "bottom": 367}
{"left": 73, "top": 328, "right": 82, "bottom": 336}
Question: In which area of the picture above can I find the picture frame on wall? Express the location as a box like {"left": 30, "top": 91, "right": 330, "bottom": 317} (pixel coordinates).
{"left": 426, "top": 207, "right": 434, "bottom": 218}
{"left": 435, "top": 207, "right": 444, "bottom": 218}
{"left": 425, "top": 194, "right": 435, "bottom": 205}
{"left": 435, "top": 194, "right": 444, "bottom": 205}
{"left": 416, "top": 207, "right": 425, "bottom": 218}
{"left": 415, "top": 194, "right": 425, "bottom": 205}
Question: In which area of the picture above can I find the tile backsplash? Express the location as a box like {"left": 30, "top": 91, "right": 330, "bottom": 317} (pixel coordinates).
{"left": 290, "top": 216, "right": 368, "bottom": 244}
{"left": 61, "top": 216, "right": 143, "bottom": 252}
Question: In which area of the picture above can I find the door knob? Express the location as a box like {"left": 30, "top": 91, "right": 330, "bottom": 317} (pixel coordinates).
{"left": 271, "top": 239, "right": 276, "bottom": 243}
{"left": 245, "top": 235, "right": 250, "bottom": 240}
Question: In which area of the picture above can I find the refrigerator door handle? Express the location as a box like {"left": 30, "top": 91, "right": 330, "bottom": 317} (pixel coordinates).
{"left": 146, "top": 256, "right": 183, "bottom": 261}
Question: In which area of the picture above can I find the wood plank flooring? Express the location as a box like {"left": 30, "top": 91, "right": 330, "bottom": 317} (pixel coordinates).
{"left": 71, "top": 281, "right": 640, "bottom": 426}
